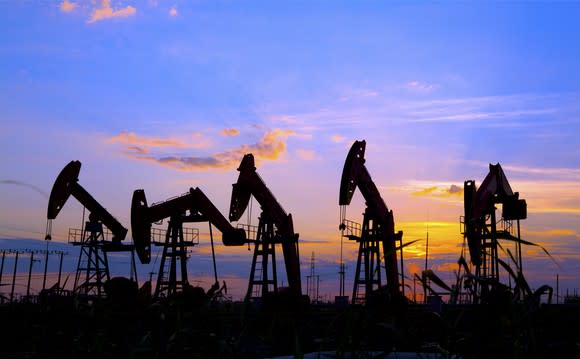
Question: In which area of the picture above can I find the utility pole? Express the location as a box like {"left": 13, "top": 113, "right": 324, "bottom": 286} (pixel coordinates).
{"left": 556, "top": 274, "right": 559, "bottom": 304}
{"left": 42, "top": 241, "right": 49, "bottom": 291}
{"left": 339, "top": 262, "right": 345, "bottom": 297}
{"left": 57, "top": 251, "right": 65, "bottom": 290}
{"left": 27, "top": 252, "right": 35, "bottom": 297}
{"left": 339, "top": 223, "right": 345, "bottom": 297}
{"left": 10, "top": 251, "right": 19, "bottom": 303}
{"left": 0, "top": 251, "right": 5, "bottom": 289}
{"left": 306, "top": 252, "right": 319, "bottom": 303}
{"left": 424, "top": 224, "right": 429, "bottom": 304}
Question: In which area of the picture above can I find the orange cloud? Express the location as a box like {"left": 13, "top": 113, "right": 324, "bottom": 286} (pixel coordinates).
{"left": 115, "top": 128, "right": 296, "bottom": 171}
{"left": 411, "top": 184, "right": 463, "bottom": 198}
{"left": 525, "top": 228, "right": 578, "bottom": 239}
{"left": 246, "top": 128, "right": 295, "bottom": 160}
{"left": 331, "top": 134, "right": 345, "bottom": 143}
{"left": 296, "top": 149, "right": 315, "bottom": 160}
{"left": 108, "top": 131, "right": 209, "bottom": 149}
{"left": 413, "top": 186, "right": 437, "bottom": 196}
{"left": 60, "top": 0, "right": 76, "bottom": 12}
{"left": 88, "top": 0, "right": 136, "bottom": 23}
{"left": 220, "top": 128, "right": 240, "bottom": 137}
{"left": 407, "top": 262, "right": 422, "bottom": 276}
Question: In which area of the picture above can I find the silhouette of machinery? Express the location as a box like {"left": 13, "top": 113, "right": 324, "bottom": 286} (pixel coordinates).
{"left": 462, "top": 163, "right": 527, "bottom": 303}
{"left": 46, "top": 160, "right": 137, "bottom": 297}
{"left": 131, "top": 187, "right": 246, "bottom": 299}
{"left": 229, "top": 154, "right": 302, "bottom": 301}
{"left": 339, "top": 140, "right": 404, "bottom": 304}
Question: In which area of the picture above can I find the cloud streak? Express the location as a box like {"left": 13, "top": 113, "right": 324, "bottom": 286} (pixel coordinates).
{"left": 409, "top": 183, "right": 463, "bottom": 198}
{"left": 406, "top": 80, "right": 437, "bottom": 93}
{"left": 88, "top": 0, "right": 136, "bottom": 24}
{"left": 263, "top": 92, "right": 580, "bottom": 133}
{"left": 108, "top": 131, "right": 209, "bottom": 149}
{"left": 408, "top": 108, "right": 557, "bottom": 123}
{"left": 501, "top": 164, "right": 580, "bottom": 180}
{"left": 525, "top": 228, "right": 579, "bottom": 239}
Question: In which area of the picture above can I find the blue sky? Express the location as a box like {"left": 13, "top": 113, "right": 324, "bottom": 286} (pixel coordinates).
{"left": 1, "top": 1, "right": 580, "bottom": 300}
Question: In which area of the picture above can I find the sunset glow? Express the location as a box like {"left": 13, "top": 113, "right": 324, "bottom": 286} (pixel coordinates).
{"left": 2, "top": 1, "right": 580, "bottom": 300}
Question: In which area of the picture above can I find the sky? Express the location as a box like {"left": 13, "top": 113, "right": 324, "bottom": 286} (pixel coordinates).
{"left": 1, "top": 1, "right": 580, "bottom": 301}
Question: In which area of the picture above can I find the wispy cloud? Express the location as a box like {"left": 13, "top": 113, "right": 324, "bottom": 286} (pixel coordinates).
{"left": 408, "top": 108, "right": 557, "bottom": 123}
{"left": 262, "top": 92, "right": 580, "bottom": 132}
{"left": 220, "top": 128, "right": 240, "bottom": 137}
{"left": 112, "top": 128, "right": 295, "bottom": 171}
{"left": 108, "top": 131, "right": 209, "bottom": 149}
{"left": 59, "top": 0, "right": 76, "bottom": 12}
{"left": 269, "top": 114, "right": 299, "bottom": 124}
{"left": 501, "top": 164, "right": 580, "bottom": 180}
{"left": 406, "top": 80, "right": 437, "bottom": 93}
{"left": 88, "top": 0, "right": 136, "bottom": 24}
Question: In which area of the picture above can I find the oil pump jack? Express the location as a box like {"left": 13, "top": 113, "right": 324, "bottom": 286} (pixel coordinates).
{"left": 462, "top": 163, "right": 527, "bottom": 304}
{"left": 229, "top": 154, "right": 302, "bottom": 301}
{"left": 339, "top": 140, "right": 404, "bottom": 304}
{"left": 46, "top": 160, "right": 136, "bottom": 297}
{"left": 131, "top": 187, "right": 246, "bottom": 299}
